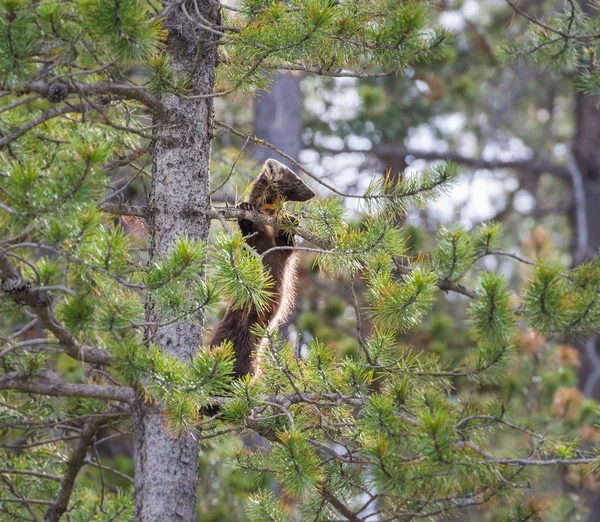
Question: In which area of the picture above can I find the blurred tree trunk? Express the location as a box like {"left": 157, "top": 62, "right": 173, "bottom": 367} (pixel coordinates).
{"left": 253, "top": 72, "right": 303, "bottom": 166}
{"left": 573, "top": 1, "right": 600, "bottom": 402}
{"left": 573, "top": 8, "right": 600, "bottom": 521}
{"left": 573, "top": 91, "right": 600, "bottom": 267}
{"left": 573, "top": 89, "right": 600, "bottom": 522}
{"left": 252, "top": 71, "right": 303, "bottom": 363}
{"left": 132, "top": 1, "right": 219, "bottom": 520}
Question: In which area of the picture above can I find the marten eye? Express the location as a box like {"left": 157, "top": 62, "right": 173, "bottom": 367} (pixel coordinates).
{"left": 295, "top": 180, "right": 302, "bottom": 186}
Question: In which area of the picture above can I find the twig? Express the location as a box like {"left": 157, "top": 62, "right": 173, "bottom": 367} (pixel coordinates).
{"left": 44, "top": 419, "right": 104, "bottom": 522}
{"left": 210, "top": 135, "right": 251, "bottom": 196}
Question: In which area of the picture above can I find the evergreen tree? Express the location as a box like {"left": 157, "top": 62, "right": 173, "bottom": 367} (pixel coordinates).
{"left": 1, "top": 1, "right": 600, "bottom": 521}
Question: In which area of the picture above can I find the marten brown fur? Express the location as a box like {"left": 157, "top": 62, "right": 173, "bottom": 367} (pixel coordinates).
{"left": 209, "top": 159, "right": 315, "bottom": 378}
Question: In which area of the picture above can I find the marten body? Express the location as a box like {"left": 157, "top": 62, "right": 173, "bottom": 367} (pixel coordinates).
{"left": 209, "top": 159, "right": 314, "bottom": 378}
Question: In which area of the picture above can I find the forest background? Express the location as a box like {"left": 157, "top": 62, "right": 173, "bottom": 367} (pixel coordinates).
{"left": 3, "top": 0, "right": 600, "bottom": 521}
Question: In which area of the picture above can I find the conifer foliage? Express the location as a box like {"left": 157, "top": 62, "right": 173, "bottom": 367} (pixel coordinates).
{"left": 0, "top": 0, "right": 600, "bottom": 520}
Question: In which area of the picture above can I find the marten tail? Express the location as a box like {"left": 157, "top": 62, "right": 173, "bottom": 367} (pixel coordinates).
{"left": 252, "top": 252, "right": 299, "bottom": 380}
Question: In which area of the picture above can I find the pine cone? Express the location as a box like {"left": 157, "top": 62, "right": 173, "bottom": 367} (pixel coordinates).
{"left": 47, "top": 83, "right": 69, "bottom": 103}
{"left": 1, "top": 277, "right": 31, "bottom": 295}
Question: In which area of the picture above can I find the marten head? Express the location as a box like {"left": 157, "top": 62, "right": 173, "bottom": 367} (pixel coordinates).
{"left": 249, "top": 159, "right": 315, "bottom": 209}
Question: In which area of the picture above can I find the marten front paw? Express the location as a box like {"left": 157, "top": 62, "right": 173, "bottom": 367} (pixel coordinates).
{"left": 237, "top": 202, "right": 256, "bottom": 212}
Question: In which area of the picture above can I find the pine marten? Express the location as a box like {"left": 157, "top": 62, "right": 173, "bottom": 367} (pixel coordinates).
{"left": 209, "top": 159, "right": 315, "bottom": 379}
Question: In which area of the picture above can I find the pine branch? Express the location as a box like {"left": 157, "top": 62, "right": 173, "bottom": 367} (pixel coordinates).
{"left": 0, "top": 371, "right": 134, "bottom": 402}
{"left": 395, "top": 262, "right": 479, "bottom": 299}
{"left": 0, "top": 104, "right": 87, "bottom": 150}
{"left": 0, "top": 250, "right": 112, "bottom": 365}
{"left": 205, "top": 207, "right": 482, "bottom": 299}
{"left": 504, "top": 0, "right": 600, "bottom": 40}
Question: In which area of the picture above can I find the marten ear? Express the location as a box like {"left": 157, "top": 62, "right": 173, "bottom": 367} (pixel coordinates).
{"left": 263, "top": 159, "right": 284, "bottom": 180}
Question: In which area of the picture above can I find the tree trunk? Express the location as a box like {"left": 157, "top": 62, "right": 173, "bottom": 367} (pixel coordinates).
{"left": 253, "top": 72, "right": 303, "bottom": 166}
{"left": 573, "top": 87, "right": 600, "bottom": 522}
{"left": 132, "top": 2, "right": 219, "bottom": 520}
{"left": 573, "top": 2, "right": 600, "bottom": 402}
{"left": 571, "top": 8, "right": 600, "bottom": 516}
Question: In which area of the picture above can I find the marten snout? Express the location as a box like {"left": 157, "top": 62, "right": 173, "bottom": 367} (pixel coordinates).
{"left": 293, "top": 181, "right": 315, "bottom": 201}
{"left": 277, "top": 176, "right": 314, "bottom": 202}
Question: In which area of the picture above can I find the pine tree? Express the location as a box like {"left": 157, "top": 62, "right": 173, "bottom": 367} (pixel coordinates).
{"left": 1, "top": 1, "right": 600, "bottom": 521}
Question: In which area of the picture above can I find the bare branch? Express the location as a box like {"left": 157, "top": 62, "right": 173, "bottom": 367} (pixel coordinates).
{"left": 0, "top": 371, "right": 134, "bottom": 403}
{"left": 0, "top": 469, "right": 61, "bottom": 482}
{"left": 322, "top": 487, "right": 362, "bottom": 522}
{"left": 21, "top": 81, "right": 165, "bottom": 113}
{"left": 372, "top": 144, "right": 570, "bottom": 179}
{"left": 479, "top": 249, "right": 536, "bottom": 267}
{"left": 214, "top": 120, "right": 372, "bottom": 198}
{"left": 264, "top": 62, "right": 399, "bottom": 78}
{"left": 101, "top": 148, "right": 149, "bottom": 172}
{"left": 99, "top": 202, "right": 149, "bottom": 217}
{"left": 205, "top": 206, "right": 332, "bottom": 250}
{"left": 44, "top": 418, "right": 105, "bottom": 522}
{"left": 83, "top": 458, "right": 135, "bottom": 485}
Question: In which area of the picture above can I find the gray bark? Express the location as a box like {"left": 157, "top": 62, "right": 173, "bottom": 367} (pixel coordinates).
{"left": 253, "top": 72, "right": 303, "bottom": 166}
{"left": 132, "top": 2, "right": 220, "bottom": 520}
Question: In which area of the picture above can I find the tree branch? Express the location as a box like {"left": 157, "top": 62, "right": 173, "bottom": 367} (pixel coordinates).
{"left": 44, "top": 418, "right": 105, "bottom": 522}
{"left": 0, "top": 251, "right": 112, "bottom": 365}
{"left": 0, "top": 104, "right": 87, "bottom": 150}
{"left": 321, "top": 487, "right": 362, "bottom": 522}
{"left": 372, "top": 144, "right": 570, "bottom": 179}
{"left": 101, "top": 147, "right": 149, "bottom": 172}
{"left": 264, "top": 62, "right": 399, "bottom": 78}
{"left": 21, "top": 81, "right": 164, "bottom": 113}
{"left": 205, "top": 206, "right": 333, "bottom": 250}
{"left": 214, "top": 120, "right": 372, "bottom": 199}
{"left": 504, "top": 0, "right": 600, "bottom": 40}
{"left": 0, "top": 371, "right": 134, "bottom": 403}
{"left": 99, "top": 202, "right": 149, "bottom": 217}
